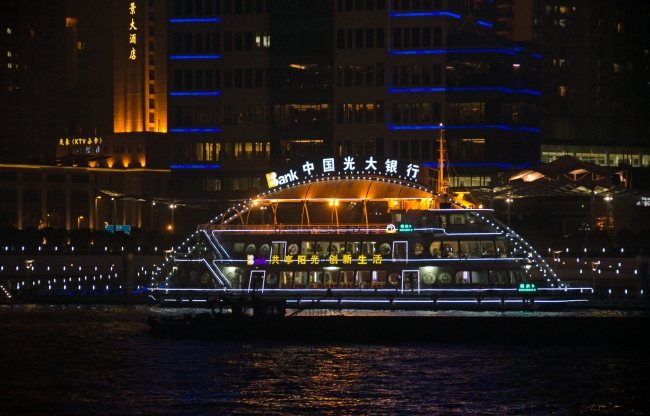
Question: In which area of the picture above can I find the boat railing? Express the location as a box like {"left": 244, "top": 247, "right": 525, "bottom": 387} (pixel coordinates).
{"left": 198, "top": 223, "right": 392, "bottom": 234}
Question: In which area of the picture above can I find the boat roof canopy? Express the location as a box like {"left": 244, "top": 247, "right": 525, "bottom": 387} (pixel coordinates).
{"left": 255, "top": 177, "right": 435, "bottom": 203}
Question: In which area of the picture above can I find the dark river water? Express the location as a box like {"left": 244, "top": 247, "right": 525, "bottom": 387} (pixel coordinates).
{"left": 0, "top": 305, "right": 648, "bottom": 415}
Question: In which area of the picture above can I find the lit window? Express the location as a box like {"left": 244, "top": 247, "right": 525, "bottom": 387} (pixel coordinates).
{"left": 558, "top": 59, "right": 565, "bottom": 67}
{"left": 7, "top": 51, "right": 11, "bottom": 57}
{"left": 559, "top": 6, "right": 567, "bottom": 14}
{"left": 613, "top": 63, "right": 622, "bottom": 73}
{"left": 559, "top": 19, "right": 565, "bottom": 27}
{"left": 77, "top": 42, "right": 84, "bottom": 50}
{"left": 6, "top": 28, "right": 11, "bottom": 34}
{"left": 534, "top": 18, "right": 538, "bottom": 25}
{"left": 559, "top": 86, "right": 566, "bottom": 96}
{"left": 617, "top": 23, "right": 622, "bottom": 33}
{"left": 7, "top": 63, "right": 11, "bottom": 69}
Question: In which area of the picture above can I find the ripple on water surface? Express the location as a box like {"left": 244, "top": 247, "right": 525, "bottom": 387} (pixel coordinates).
{"left": 0, "top": 305, "right": 648, "bottom": 415}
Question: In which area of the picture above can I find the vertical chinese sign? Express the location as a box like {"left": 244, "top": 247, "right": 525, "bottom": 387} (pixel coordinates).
{"left": 128, "top": 2, "right": 137, "bottom": 60}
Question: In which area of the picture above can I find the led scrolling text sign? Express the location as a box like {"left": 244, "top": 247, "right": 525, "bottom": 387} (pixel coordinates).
{"left": 128, "top": 2, "right": 137, "bottom": 60}
{"left": 266, "top": 157, "right": 420, "bottom": 188}
{"left": 247, "top": 254, "right": 384, "bottom": 266}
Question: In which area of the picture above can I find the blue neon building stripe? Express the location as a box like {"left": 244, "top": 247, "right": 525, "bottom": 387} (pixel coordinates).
{"left": 390, "top": 11, "right": 462, "bottom": 18}
{"left": 170, "top": 165, "right": 221, "bottom": 169}
{"left": 390, "top": 48, "right": 516, "bottom": 55}
{"left": 170, "top": 91, "right": 221, "bottom": 96}
{"left": 169, "top": 55, "right": 221, "bottom": 60}
{"left": 477, "top": 20, "right": 493, "bottom": 27}
{"left": 389, "top": 87, "right": 541, "bottom": 95}
{"left": 389, "top": 125, "right": 540, "bottom": 133}
{"left": 169, "top": 128, "right": 222, "bottom": 133}
{"left": 532, "top": 53, "right": 542, "bottom": 59}
{"left": 170, "top": 18, "right": 221, "bottom": 23}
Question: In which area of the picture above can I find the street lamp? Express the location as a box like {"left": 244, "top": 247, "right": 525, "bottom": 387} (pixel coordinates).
{"left": 169, "top": 204, "right": 177, "bottom": 234}
{"left": 591, "top": 260, "right": 600, "bottom": 293}
{"left": 77, "top": 216, "right": 84, "bottom": 229}
{"left": 604, "top": 196, "right": 613, "bottom": 233}
{"left": 94, "top": 196, "right": 101, "bottom": 230}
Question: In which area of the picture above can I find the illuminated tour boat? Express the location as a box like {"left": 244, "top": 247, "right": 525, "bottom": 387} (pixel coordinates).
{"left": 152, "top": 138, "right": 579, "bottom": 310}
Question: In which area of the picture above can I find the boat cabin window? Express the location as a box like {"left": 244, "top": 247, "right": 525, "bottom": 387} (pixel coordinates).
{"left": 301, "top": 241, "right": 316, "bottom": 255}
{"left": 316, "top": 241, "right": 330, "bottom": 257}
{"left": 455, "top": 271, "right": 470, "bottom": 284}
{"left": 356, "top": 270, "right": 371, "bottom": 287}
{"left": 480, "top": 241, "right": 495, "bottom": 257}
{"left": 413, "top": 242, "right": 424, "bottom": 256}
{"left": 393, "top": 242, "right": 407, "bottom": 261}
{"left": 430, "top": 241, "right": 441, "bottom": 258}
{"left": 271, "top": 242, "right": 286, "bottom": 260}
{"left": 294, "top": 271, "right": 307, "bottom": 286}
{"left": 361, "top": 241, "right": 376, "bottom": 255}
{"left": 340, "top": 270, "right": 354, "bottom": 286}
{"left": 331, "top": 241, "right": 346, "bottom": 254}
{"left": 448, "top": 213, "right": 466, "bottom": 225}
{"left": 372, "top": 271, "right": 386, "bottom": 286}
{"left": 509, "top": 270, "right": 524, "bottom": 283}
{"left": 347, "top": 241, "right": 361, "bottom": 255}
{"left": 441, "top": 240, "right": 459, "bottom": 258}
{"left": 379, "top": 243, "right": 391, "bottom": 256}
{"left": 260, "top": 244, "right": 270, "bottom": 256}
{"left": 490, "top": 270, "right": 507, "bottom": 284}
{"left": 280, "top": 271, "right": 293, "bottom": 287}
{"left": 324, "top": 270, "right": 336, "bottom": 285}
{"left": 388, "top": 273, "right": 400, "bottom": 286}
{"left": 472, "top": 270, "right": 489, "bottom": 284}
{"left": 288, "top": 243, "right": 299, "bottom": 256}
{"left": 495, "top": 240, "right": 508, "bottom": 257}
{"left": 266, "top": 273, "right": 277, "bottom": 285}
{"left": 245, "top": 244, "right": 256, "bottom": 255}
{"left": 233, "top": 242, "right": 245, "bottom": 253}
{"left": 309, "top": 271, "right": 323, "bottom": 286}
{"left": 459, "top": 241, "right": 480, "bottom": 258}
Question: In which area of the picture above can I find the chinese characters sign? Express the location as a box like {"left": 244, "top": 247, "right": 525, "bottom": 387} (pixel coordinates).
{"left": 58, "top": 137, "right": 103, "bottom": 146}
{"left": 269, "top": 254, "right": 383, "bottom": 265}
{"left": 266, "top": 157, "right": 419, "bottom": 189}
{"left": 128, "top": 2, "right": 137, "bottom": 60}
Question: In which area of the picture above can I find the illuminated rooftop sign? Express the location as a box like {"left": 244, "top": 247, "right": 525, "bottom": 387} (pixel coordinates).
{"left": 265, "top": 157, "right": 420, "bottom": 189}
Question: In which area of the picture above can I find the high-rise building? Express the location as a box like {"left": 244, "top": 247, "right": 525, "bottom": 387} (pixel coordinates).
{"left": 0, "top": 0, "right": 67, "bottom": 164}
{"left": 153, "top": 0, "right": 541, "bottom": 196}
{"left": 497, "top": 0, "right": 650, "bottom": 169}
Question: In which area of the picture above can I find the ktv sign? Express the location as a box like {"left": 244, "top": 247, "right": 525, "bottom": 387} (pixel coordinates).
{"left": 265, "top": 157, "right": 420, "bottom": 189}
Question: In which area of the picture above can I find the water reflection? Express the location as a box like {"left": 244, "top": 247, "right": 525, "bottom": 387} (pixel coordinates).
{"left": 0, "top": 305, "right": 647, "bottom": 415}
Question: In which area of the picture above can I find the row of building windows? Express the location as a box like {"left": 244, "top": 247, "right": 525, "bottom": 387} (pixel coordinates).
{"left": 173, "top": 105, "right": 272, "bottom": 127}
{"left": 0, "top": 173, "right": 90, "bottom": 183}
{"left": 336, "top": 63, "right": 385, "bottom": 86}
{"left": 335, "top": 102, "right": 386, "bottom": 124}
{"left": 173, "top": 68, "right": 268, "bottom": 90}
{"left": 172, "top": 31, "right": 270, "bottom": 54}
{"left": 173, "top": 0, "right": 269, "bottom": 16}
{"left": 392, "top": 26, "right": 443, "bottom": 49}
{"left": 391, "top": 64, "right": 442, "bottom": 86}
{"left": 390, "top": 0, "right": 442, "bottom": 11}
{"left": 391, "top": 102, "right": 443, "bottom": 124}
{"left": 335, "top": 28, "right": 386, "bottom": 49}
{"left": 336, "top": 0, "right": 387, "bottom": 12}
{"left": 186, "top": 141, "right": 271, "bottom": 162}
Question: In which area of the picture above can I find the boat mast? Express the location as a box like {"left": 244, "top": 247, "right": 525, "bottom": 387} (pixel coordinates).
{"left": 437, "top": 123, "right": 448, "bottom": 195}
